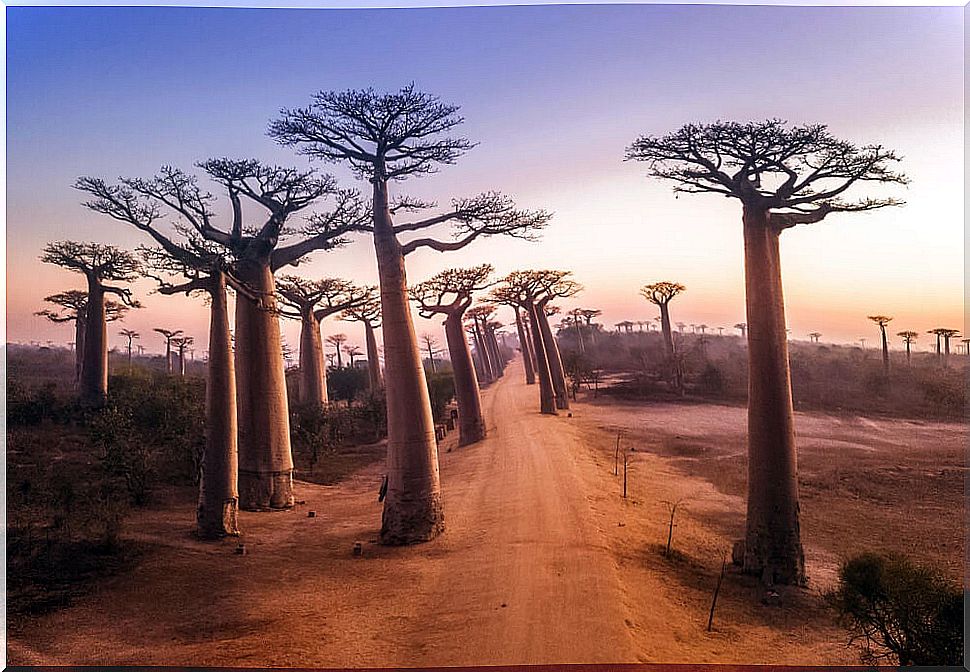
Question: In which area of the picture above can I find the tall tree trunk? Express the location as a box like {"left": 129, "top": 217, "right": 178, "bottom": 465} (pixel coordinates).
{"left": 740, "top": 205, "right": 805, "bottom": 586}
{"left": 126, "top": 341, "right": 132, "bottom": 371}
{"left": 334, "top": 344, "right": 343, "bottom": 369}
{"left": 524, "top": 312, "right": 539, "bottom": 370}
{"left": 527, "top": 300, "right": 557, "bottom": 415}
{"left": 74, "top": 316, "right": 85, "bottom": 385}
{"left": 536, "top": 302, "right": 569, "bottom": 410}
{"left": 426, "top": 342, "right": 437, "bottom": 373}
{"left": 514, "top": 307, "right": 536, "bottom": 385}
{"left": 575, "top": 318, "right": 585, "bottom": 354}
{"left": 178, "top": 347, "right": 187, "bottom": 377}
{"left": 472, "top": 326, "right": 493, "bottom": 384}
{"left": 660, "top": 303, "right": 675, "bottom": 357}
{"left": 880, "top": 326, "right": 890, "bottom": 374}
{"left": 444, "top": 312, "right": 485, "bottom": 445}
{"left": 165, "top": 340, "right": 173, "bottom": 374}
{"left": 485, "top": 323, "right": 503, "bottom": 378}
{"left": 197, "top": 273, "right": 240, "bottom": 538}
{"left": 298, "top": 312, "right": 328, "bottom": 406}
{"left": 473, "top": 320, "right": 495, "bottom": 382}
{"left": 373, "top": 176, "right": 443, "bottom": 545}
{"left": 905, "top": 341, "right": 911, "bottom": 364}
{"left": 80, "top": 280, "right": 108, "bottom": 406}
{"left": 234, "top": 259, "right": 294, "bottom": 510}
{"left": 364, "top": 322, "right": 383, "bottom": 392}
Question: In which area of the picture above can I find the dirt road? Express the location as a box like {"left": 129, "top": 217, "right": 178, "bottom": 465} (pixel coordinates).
{"left": 9, "top": 358, "right": 861, "bottom": 666}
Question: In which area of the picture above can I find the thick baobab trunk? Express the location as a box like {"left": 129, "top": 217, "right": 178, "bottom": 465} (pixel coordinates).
{"left": 364, "top": 322, "right": 383, "bottom": 392}
{"left": 164, "top": 340, "right": 173, "bottom": 374}
{"left": 444, "top": 313, "right": 486, "bottom": 445}
{"left": 234, "top": 260, "right": 294, "bottom": 510}
{"left": 298, "top": 313, "right": 328, "bottom": 406}
{"left": 536, "top": 303, "right": 569, "bottom": 410}
{"left": 514, "top": 307, "right": 536, "bottom": 385}
{"left": 524, "top": 312, "right": 539, "bottom": 370}
{"left": 80, "top": 282, "right": 108, "bottom": 406}
{"left": 880, "top": 326, "right": 890, "bottom": 374}
{"left": 527, "top": 300, "right": 557, "bottom": 415}
{"left": 74, "top": 316, "right": 86, "bottom": 385}
{"left": 659, "top": 303, "right": 675, "bottom": 357}
{"left": 426, "top": 342, "right": 437, "bottom": 374}
{"left": 197, "top": 273, "right": 239, "bottom": 538}
{"left": 373, "top": 178, "right": 443, "bottom": 544}
{"left": 178, "top": 347, "right": 187, "bottom": 377}
{"left": 739, "top": 205, "right": 805, "bottom": 586}
{"left": 905, "top": 341, "right": 912, "bottom": 364}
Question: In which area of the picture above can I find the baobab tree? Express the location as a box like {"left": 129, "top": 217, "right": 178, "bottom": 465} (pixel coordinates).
{"left": 419, "top": 333, "right": 443, "bottom": 374}
{"left": 171, "top": 335, "right": 194, "bottom": 377}
{"left": 36, "top": 290, "right": 128, "bottom": 384}
{"left": 579, "top": 308, "right": 602, "bottom": 346}
{"left": 567, "top": 307, "right": 587, "bottom": 353}
{"left": 271, "top": 84, "right": 550, "bottom": 543}
{"left": 627, "top": 120, "right": 907, "bottom": 585}
{"left": 341, "top": 295, "right": 384, "bottom": 393}
{"left": 677, "top": 321, "right": 687, "bottom": 334}
{"left": 40, "top": 241, "right": 141, "bottom": 406}
{"left": 897, "top": 331, "right": 918, "bottom": 364}
{"left": 78, "top": 166, "right": 366, "bottom": 511}
{"left": 326, "top": 333, "right": 349, "bottom": 368}
{"left": 466, "top": 305, "right": 498, "bottom": 382}
{"left": 119, "top": 328, "right": 139, "bottom": 370}
{"left": 640, "top": 281, "right": 685, "bottom": 357}
{"left": 343, "top": 344, "right": 363, "bottom": 368}
{"left": 494, "top": 292, "right": 537, "bottom": 385}
{"left": 868, "top": 315, "right": 893, "bottom": 374}
{"left": 697, "top": 324, "right": 709, "bottom": 335}
{"left": 808, "top": 332, "right": 822, "bottom": 343}
{"left": 276, "top": 275, "right": 374, "bottom": 406}
{"left": 410, "top": 264, "right": 493, "bottom": 445}
{"left": 734, "top": 323, "right": 747, "bottom": 337}
{"left": 154, "top": 328, "right": 184, "bottom": 374}
{"left": 529, "top": 271, "right": 582, "bottom": 410}
{"left": 73, "top": 179, "right": 279, "bottom": 538}
{"left": 928, "top": 328, "right": 960, "bottom": 367}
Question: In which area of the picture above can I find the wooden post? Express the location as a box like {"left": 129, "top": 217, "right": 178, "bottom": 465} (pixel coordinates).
{"left": 614, "top": 431, "right": 621, "bottom": 476}
{"left": 623, "top": 452, "right": 629, "bottom": 499}
{"left": 707, "top": 556, "right": 727, "bottom": 632}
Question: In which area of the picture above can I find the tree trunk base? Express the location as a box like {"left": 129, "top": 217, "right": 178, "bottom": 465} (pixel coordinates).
{"left": 554, "top": 397, "right": 569, "bottom": 410}
{"left": 197, "top": 498, "right": 240, "bottom": 539}
{"left": 238, "top": 470, "right": 295, "bottom": 510}
{"left": 736, "top": 532, "right": 806, "bottom": 587}
{"left": 380, "top": 492, "right": 444, "bottom": 545}
{"left": 458, "top": 422, "right": 486, "bottom": 447}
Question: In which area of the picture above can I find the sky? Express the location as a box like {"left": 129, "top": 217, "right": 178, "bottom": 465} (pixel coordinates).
{"left": 5, "top": 4, "right": 964, "bottom": 357}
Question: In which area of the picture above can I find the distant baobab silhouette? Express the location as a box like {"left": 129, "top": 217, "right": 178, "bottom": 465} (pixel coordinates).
{"left": 277, "top": 276, "right": 374, "bottom": 406}
{"left": 466, "top": 305, "right": 498, "bottom": 383}
{"left": 567, "top": 308, "right": 587, "bottom": 353}
{"left": 420, "top": 333, "right": 442, "bottom": 374}
{"left": 171, "top": 335, "right": 194, "bottom": 377}
{"left": 734, "top": 323, "right": 747, "bottom": 338}
{"left": 859, "top": 337, "right": 867, "bottom": 350}
{"left": 640, "top": 281, "right": 685, "bottom": 359}
{"left": 697, "top": 324, "right": 708, "bottom": 335}
{"left": 343, "top": 344, "right": 363, "bottom": 368}
{"left": 326, "top": 333, "right": 348, "bottom": 368}
{"left": 676, "top": 321, "right": 687, "bottom": 334}
{"left": 867, "top": 315, "right": 893, "bottom": 374}
{"left": 962, "top": 339, "right": 970, "bottom": 357}
{"left": 411, "top": 265, "right": 493, "bottom": 445}
{"left": 341, "top": 294, "right": 384, "bottom": 393}
{"left": 40, "top": 242, "right": 141, "bottom": 406}
{"left": 928, "top": 328, "right": 960, "bottom": 367}
{"left": 272, "top": 85, "right": 551, "bottom": 543}
{"left": 808, "top": 332, "right": 821, "bottom": 343}
{"left": 616, "top": 321, "right": 635, "bottom": 333}
{"left": 36, "top": 290, "right": 128, "bottom": 385}
{"left": 896, "top": 331, "right": 918, "bottom": 364}
{"left": 153, "top": 328, "right": 184, "bottom": 375}
{"left": 118, "top": 328, "right": 139, "bottom": 370}
{"left": 628, "top": 119, "right": 907, "bottom": 585}
{"left": 579, "top": 309, "right": 602, "bottom": 345}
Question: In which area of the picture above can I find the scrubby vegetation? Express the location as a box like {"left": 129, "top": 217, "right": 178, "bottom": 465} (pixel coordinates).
{"left": 556, "top": 328, "right": 967, "bottom": 420}
{"left": 828, "top": 552, "right": 964, "bottom": 665}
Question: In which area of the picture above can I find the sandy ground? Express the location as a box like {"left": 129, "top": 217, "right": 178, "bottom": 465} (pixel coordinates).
{"left": 11, "top": 356, "right": 960, "bottom": 666}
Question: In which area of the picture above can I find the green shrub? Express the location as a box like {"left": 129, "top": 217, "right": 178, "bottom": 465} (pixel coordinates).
{"left": 829, "top": 552, "right": 964, "bottom": 666}
{"left": 425, "top": 371, "right": 455, "bottom": 423}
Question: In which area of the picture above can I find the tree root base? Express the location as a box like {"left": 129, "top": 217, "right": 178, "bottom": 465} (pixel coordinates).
{"left": 238, "top": 470, "right": 295, "bottom": 511}
{"left": 733, "top": 537, "right": 807, "bottom": 587}
{"left": 197, "top": 498, "right": 240, "bottom": 539}
{"left": 380, "top": 492, "right": 444, "bottom": 545}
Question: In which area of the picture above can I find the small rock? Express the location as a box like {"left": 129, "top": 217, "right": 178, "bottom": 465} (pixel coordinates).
{"left": 567, "top": 412, "right": 573, "bottom": 418}
{"left": 761, "top": 589, "right": 782, "bottom": 606}
{"left": 307, "top": 511, "right": 316, "bottom": 518}
{"left": 353, "top": 541, "right": 363, "bottom": 557}
{"left": 618, "top": 522, "right": 626, "bottom": 527}
{"left": 234, "top": 543, "right": 247, "bottom": 555}
{"left": 500, "top": 603, "right": 507, "bottom": 608}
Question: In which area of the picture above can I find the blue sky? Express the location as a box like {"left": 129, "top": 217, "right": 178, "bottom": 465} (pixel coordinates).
{"left": 6, "top": 4, "right": 963, "bottom": 352}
